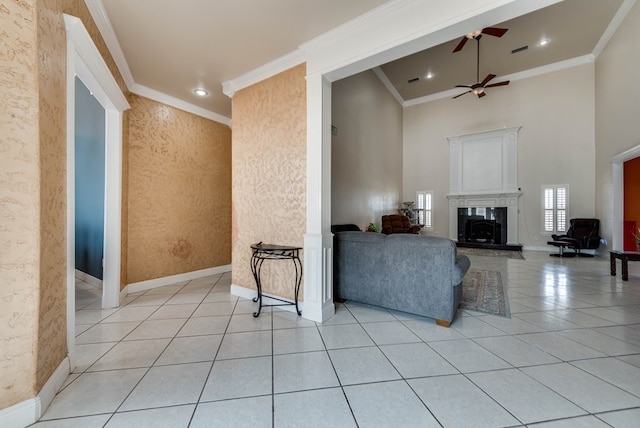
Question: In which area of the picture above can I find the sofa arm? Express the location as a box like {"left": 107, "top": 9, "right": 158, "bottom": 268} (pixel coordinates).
{"left": 452, "top": 254, "right": 471, "bottom": 285}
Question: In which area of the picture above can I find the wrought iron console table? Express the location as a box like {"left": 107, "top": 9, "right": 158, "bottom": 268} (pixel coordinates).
{"left": 250, "top": 242, "right": 302, "bottom": 317}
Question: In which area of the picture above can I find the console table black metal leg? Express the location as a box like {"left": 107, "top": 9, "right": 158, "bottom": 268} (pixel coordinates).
{"left": 251, "top": 255, "right": 265, "bottom": 317}
{"left": 293, "top": 256, "right": 302, "bottom": 316}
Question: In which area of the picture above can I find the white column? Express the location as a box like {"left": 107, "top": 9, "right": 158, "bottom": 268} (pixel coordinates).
{"left": 303, "top": 73, "right": 335, "bottom": 323}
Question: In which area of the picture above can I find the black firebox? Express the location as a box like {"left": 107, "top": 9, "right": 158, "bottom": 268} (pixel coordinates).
{"left": 457, "top": 207, "right": 507, "bottom": 245}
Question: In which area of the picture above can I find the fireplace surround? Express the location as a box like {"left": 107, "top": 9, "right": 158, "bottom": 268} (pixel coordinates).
{"left": 447, "top": 127, "right": 522, "bottom": 248}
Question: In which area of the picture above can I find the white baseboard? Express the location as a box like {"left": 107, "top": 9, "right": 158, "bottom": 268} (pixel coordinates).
{"left": 0, "top": 398, "right": 39, "bottom": 428}
{"left": 0, "top": 357, "right": 70, "bottom": 428}
{"left": 230, "top": 284, "right": 303, "bottom": 315}
{"left": 126, "top": 265, "right": 232, "bottom": 294}
{"left": 523, "top": 245, "right": 598, "bottom": 256}
{"left": 74, "top": 269, "right": 103, "bottom": 288}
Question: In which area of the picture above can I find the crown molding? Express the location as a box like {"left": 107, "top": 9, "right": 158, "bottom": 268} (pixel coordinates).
{"left": 372, "top": 67, "right": 404, "bottom": 106}
{"left": 222, "top": 49, "right": 306, "bottom": 97}
{"left": 131, "top": 83, "right": 232, "bottom": 126}
{"left": 591, "top": 0, "right": 636, "bottom": 59}
{"left": 84, "top": 0, "right": 135, "bottom": 88}
{"left": 403, "top": 55, "right": 594, "bottom": 108}
{"left": 299, "top": 0, "right": 417, "bottom": 54}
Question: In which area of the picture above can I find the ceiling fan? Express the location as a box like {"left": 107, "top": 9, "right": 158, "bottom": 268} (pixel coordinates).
{"left": 453, "top": 32, "right": 510, "bottom": 99}
{"left": 452, "top": 27, "right": 508, "bottom": 53}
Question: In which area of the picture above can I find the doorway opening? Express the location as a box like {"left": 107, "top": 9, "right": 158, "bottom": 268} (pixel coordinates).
{"left": 65, "top": 14, "right": 129, "bottom": 368}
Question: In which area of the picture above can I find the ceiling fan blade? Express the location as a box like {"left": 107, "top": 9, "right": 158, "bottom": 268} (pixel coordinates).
{"left": 485, "top": 80, "right": 510, "bottom": 88}
{"left": 452, "top": 91, "right": 471, "bottom": 99}
{"left": 482, "top": 27, "right": 508, "bottom": 38}
{"left": 480, "top": 74, "right": 496, "bottom": 86}
{"left": 455, "top": 84, "right": 473, "bottom": 88}
{"left": 452, "top": 37, "right": 468, "bottom": 53}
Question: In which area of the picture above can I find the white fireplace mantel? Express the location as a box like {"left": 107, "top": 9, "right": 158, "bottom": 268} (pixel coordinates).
{"left": 448, "top": 126, "right": 522, "bottom": 245}
{"left": 447, "top": 192, "right": 522, "bottom": 245}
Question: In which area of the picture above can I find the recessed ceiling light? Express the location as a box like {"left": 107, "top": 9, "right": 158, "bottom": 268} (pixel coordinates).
{"left": 538, "top": 38, "right": 549, "bottom": 46}
{"left": 194, "top": 88, "right": 208, "bottom": 96}
{"left": 426, "top": 72, "right": 433, "bottom": 79}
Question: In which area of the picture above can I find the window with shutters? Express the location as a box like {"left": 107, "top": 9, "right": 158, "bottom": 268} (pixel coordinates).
{"left": 415, "top": 191, "right": 433, "bottom": 229}
{"left": 542, "top": 185, "right": 568, "bottom": 234}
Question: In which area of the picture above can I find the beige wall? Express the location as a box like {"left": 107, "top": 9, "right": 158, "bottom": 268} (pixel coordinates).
{"left": 36, "top": 0, "right": 68, "bottom": 393}
{"left": 0, "top": 0, "right": 233, "bottom": 411}
{"left": 231, "top": 64, "right": 307, "bottom": 300}
{"left": 331, "top": 70, "right": 404, "bottom": 230}
{"left": 1, "top": 0, "right": 42, "bottom": 408}
{"left": 403, "top": 64, "right": 596, "bottom": 248}
{"left": 127, "top": 95, "right": 231, "bottom": 283}
{"left": 595, "top": 1, "right": 640, "bottom": 243}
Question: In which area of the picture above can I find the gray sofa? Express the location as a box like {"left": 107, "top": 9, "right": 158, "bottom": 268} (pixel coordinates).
{"left": 333, "top": 231, "right": 471, "bottom": 326}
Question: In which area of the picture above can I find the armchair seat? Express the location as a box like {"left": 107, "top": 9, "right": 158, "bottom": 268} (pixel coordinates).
{"left": 550, "top": 218, "right": 601, "bottom": 257}
{"left": 381, "top": 214, "right": 421, "bottom": 235}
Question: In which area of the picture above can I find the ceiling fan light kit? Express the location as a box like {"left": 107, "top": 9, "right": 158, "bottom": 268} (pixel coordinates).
{"left": 452, "top": 27, "right": 510, "bottom": 99}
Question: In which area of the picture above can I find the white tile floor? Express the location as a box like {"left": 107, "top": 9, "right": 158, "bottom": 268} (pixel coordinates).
{"left": 32, "top": 251, "right": 640, "bottom": 427}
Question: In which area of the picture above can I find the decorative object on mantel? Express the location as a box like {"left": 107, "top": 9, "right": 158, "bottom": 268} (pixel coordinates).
{"left": 461, "top": 269, "right": 510, "bottom": 317}
{"left": 367, "top": 223, "right": 378, "bottom": 233}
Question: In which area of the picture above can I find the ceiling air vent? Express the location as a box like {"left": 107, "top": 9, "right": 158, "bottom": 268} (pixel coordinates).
{"left": 511, "top": 45, "right": 528, "bottom": 54}
{"left": 407, "top": 77, "right": 420, "bottom": 83}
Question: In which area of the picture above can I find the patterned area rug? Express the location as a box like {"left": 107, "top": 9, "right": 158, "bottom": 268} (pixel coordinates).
{"left": 457, "top": 247, "right": 525, "bottom": 260}
{"left": 461, "top": 269, "right": 510, "bottom": 317}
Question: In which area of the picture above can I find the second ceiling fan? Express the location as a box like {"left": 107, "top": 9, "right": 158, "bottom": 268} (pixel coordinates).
{"left": 453, "top": 27, "right": 510, "bottom": 99}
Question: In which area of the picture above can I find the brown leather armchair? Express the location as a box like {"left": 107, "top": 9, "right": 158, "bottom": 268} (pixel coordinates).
{"left": 381, "top": 215, "right": 421, "bottom": 235}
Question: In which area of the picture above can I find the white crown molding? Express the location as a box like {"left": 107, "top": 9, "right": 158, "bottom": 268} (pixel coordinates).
{"left": 299, "top": 0, "right": 417, "bottom": 53}
{"left": 131, "top": 83, "right": 232, "bottom": 126}
{"left": 222, "top": 49, "right": 306, "bottom": 97}
{"left": 592, "top": 0, "right": 637, "bottom": 59}
{"left": 372, "top": 67, "right": 404, "bottom": 106}
{"left": 64, "top": 14, "right": 129, "bottom": 112}
{"left": 403, "top": 55, "right": 594, "bottom": 108}
{"left": 85, "top": 0, "right": 231, "bottom": 125}
{"left": 83, "top": 0, "right": 135, "bottom": 88}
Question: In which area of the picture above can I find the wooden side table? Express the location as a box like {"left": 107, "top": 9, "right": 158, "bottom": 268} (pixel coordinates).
{"left": 609, "top": 250, "right": 640, "bottom": 281}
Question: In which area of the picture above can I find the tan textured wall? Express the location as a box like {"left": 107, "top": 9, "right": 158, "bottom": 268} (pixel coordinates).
{"left": 1, "top": 0, "right": 130, "bottom": 409}
{"left": 36, "top": 0, "right": 68, "bottom": 392}
{"left": 127, "top": 95, "right": 232, "bottom": 283}
{"left": 0, "top": 0, "right": 41, "bottom": 408}
{"left": 231, "top": 64, "right": 307, "bottom": 300}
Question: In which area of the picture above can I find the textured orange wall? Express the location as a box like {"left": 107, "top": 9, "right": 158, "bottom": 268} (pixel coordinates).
{"left": 127, "top": 95, "right": 232, "bottom": 283}
{"left": 231, "top": 64, "right": 307, "bottom": 300}
{"left": 624, "top": 156, "right": 640, "bottom": 245}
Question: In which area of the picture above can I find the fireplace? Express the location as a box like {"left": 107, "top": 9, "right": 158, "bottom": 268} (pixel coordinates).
{"left": 458, "top": 207, "right": 507, "bottom": 245}
{"left": 447, "top": 126, "right": 522, "bottom": 249}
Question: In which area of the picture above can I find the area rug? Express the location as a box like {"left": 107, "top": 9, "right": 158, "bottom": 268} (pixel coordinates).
{"left": 457, "top": 247, "right": 525, "bottom": 260}
{"left": 461, "top": 269, "right": 510, "bottom": 317}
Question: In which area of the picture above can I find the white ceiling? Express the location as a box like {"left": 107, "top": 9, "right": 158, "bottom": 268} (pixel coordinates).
{"left": 92, "top": 0, "right": 628, "bottom": 121}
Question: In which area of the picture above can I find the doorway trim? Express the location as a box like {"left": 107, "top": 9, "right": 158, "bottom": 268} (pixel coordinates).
{"left": 65, "top": 14, "right": 129, "bottom": 368}
{"left": 612, "top": 144, "right": 640, "bottom": 250}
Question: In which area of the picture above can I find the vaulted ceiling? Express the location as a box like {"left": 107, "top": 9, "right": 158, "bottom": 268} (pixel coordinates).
{"left": 91, "top": 0, "right": 628, "bottom": 120}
